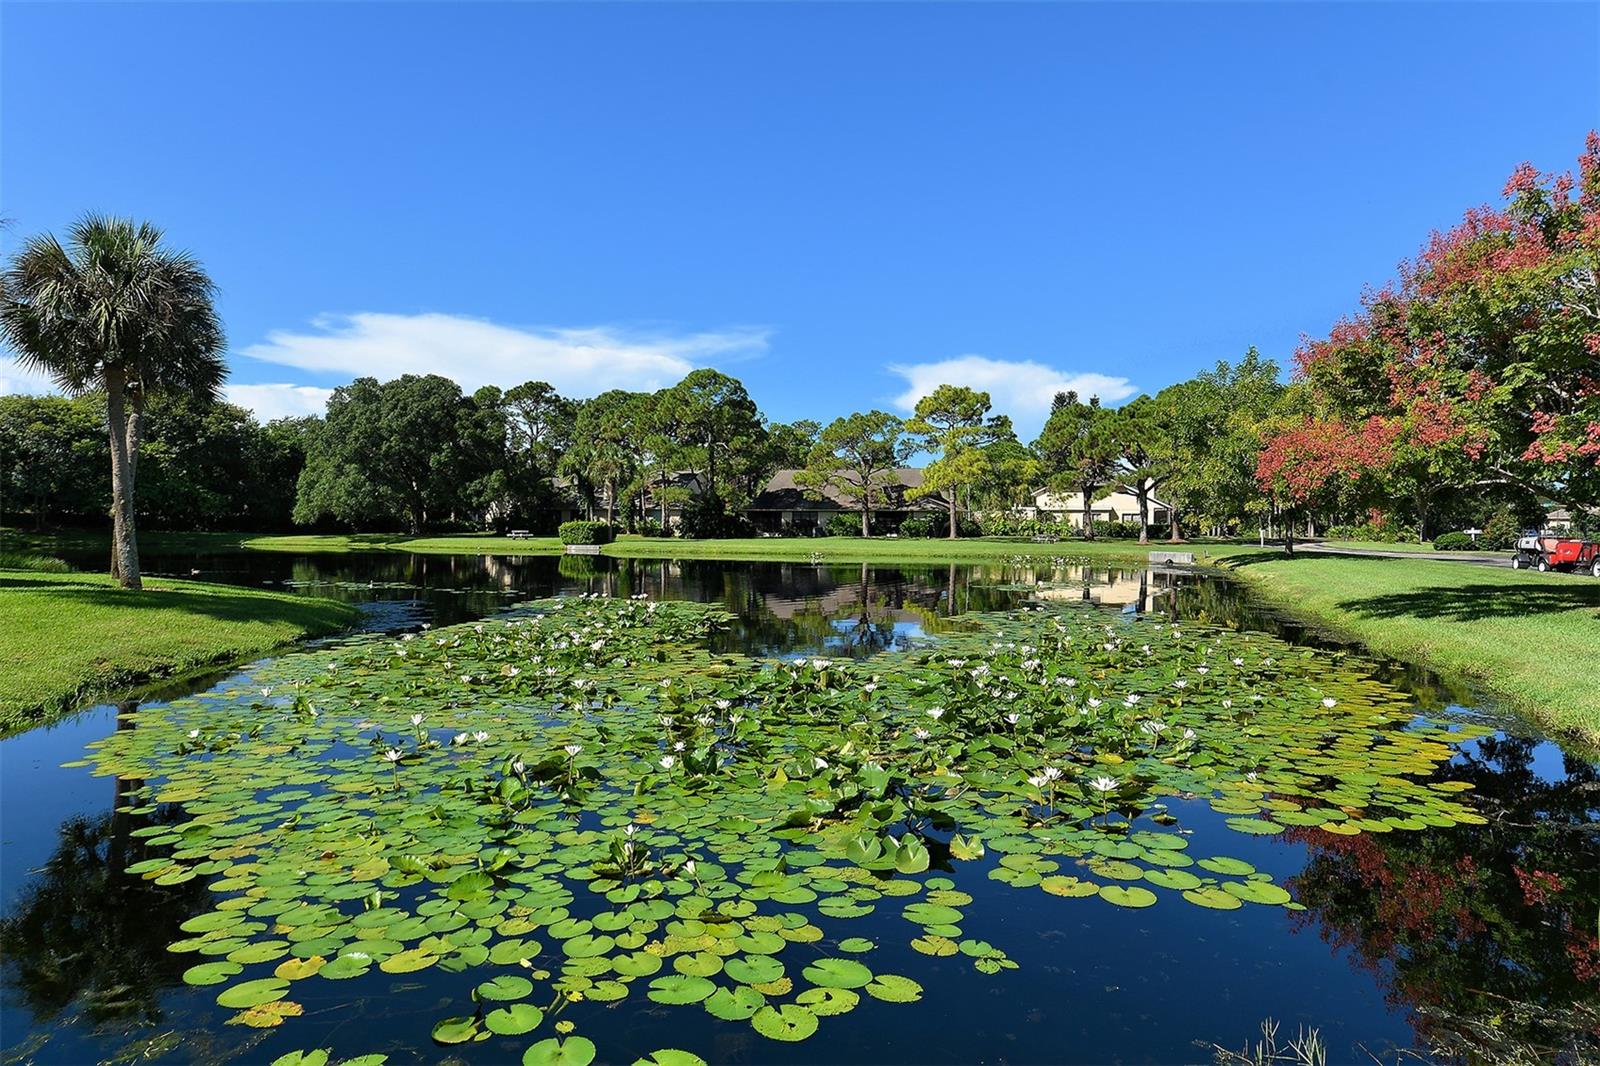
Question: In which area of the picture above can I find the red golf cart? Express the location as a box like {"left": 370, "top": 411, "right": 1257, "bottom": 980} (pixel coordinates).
{"left": 1513, "top": 530, "right": 1600, "bottom": 576}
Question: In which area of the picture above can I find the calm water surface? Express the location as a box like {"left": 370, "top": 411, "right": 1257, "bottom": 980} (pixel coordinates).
{"left": 3, "top": 552, "right": 1595, "bottom": 1065}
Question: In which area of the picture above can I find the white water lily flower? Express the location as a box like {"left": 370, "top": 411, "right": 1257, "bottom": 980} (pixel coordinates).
{"left": 410, "top": 714, "right": 424, "bottom": 726}
{"left": 1004, "top": 712, "right": 1021, "bottom": 725}
{"left": 1042, "top": 766, "right": 1062, "bottom": 781}
{"left": 382, "top": 748, "right": 403, "bottom": 763}
{"left": 1173, "top": 680, "right": 1188, "bottom": 689}
{"left": 188, "top": 728, "right": 201, "bottom": 739}
{"left": 453, "top": 732, "right": 468, "bottom": 745}
{"left": 659, "top": 755, "right": 677, "bottom": 770}
{"left": 1087, "top": 776, "right": 1119, "bottom": 793}
{"left": 564, "top": 744, "right": 583, "bottom": 757}
{"left": 1140, "top": 720, "right": 1169, "bottom": 736}
{"left": 1087, "top": 697, "right": 1103, "bottom": 709}
{"left": 912, "top": 727, "right": 930, "bottom": 741}
{"left": 1182, "top": 728, "right": 1197, "bottom": 741}
{"left": 673, "top": 740, "right": 686, "bottom": 752}
{"left": 1322, "top": 697, "right": 1338, "bottom": 708}
{"left": 926, "top": 707, "right": 945, "bottom": 719}
{"left": 1027, "top": 774, "right": 1048, "bottom": 788}
{"left": 260, "top": 687, "right": 273, "bottom": 698}
{"left": 714, "top": 699, "right": 732, "bottom": 711}
{"left": 683, "top": 860, "right": 696, "bottom": 875}
{"left": 813, "top": 756, "right": 829, "bottom": 770}
{"left": 472, "top": 731, "right": 489, "bottom": 743}
{"left": 1222, "top": 699, "right": 1234, "bottom": 709}
{"left": 512, "top": 760, "right": 526, "bottom": 774}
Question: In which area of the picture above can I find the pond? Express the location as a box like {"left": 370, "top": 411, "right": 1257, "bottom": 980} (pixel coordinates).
{"left": 2, "top": 553, "right": 1595, "bottom": 1066}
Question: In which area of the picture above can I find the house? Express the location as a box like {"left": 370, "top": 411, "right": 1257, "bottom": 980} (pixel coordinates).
{"left": 1021, "top": 480, "right": 1171, "bottom": 530}
{"left": 1545, "top": 507, "right": 1573, "bottom": 533}
{"left": 744, "top": 468, "right": 944, "bottom": 534}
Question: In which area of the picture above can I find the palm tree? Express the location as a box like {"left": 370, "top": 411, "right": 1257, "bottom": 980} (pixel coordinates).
{"left": 0, "top": 215, "right": 225, "bottom": 588}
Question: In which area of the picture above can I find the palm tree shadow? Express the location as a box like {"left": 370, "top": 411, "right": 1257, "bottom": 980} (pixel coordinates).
{"left": 2, "top": 579, "right": 349, "bottom": 628}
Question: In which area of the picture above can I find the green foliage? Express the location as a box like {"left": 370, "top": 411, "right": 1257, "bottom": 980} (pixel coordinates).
{"left": 1431, "top": 532, "right": 1474, "bottom": 551}
{"left": 558, "top": 520, "right": 614, "bottom": 545}
{"left": 825, "top": 513, "right": 863, "bottom": 537}
{"left": 796, "top": 411, "right": 911, "bottom": 537}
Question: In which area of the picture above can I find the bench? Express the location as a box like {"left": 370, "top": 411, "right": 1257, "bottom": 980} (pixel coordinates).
{"left": 1031, "top": 535, "right": 1060, "bottom": 543}
{"left": 1148, "top": 550, "right": 1195, "bottom": 565}
{"left": 507, "top": 530, "right": 533, "bottom": 540}
{"left": 563, "top": 544, "right": 602, "bottom": 555}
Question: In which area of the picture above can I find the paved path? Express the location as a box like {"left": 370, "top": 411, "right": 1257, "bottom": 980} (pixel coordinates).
{"left": 1294, "top": 543, "right": 1514, "bottom": 568}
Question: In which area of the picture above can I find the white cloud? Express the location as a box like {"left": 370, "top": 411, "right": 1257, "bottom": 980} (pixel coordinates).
{"left": 241, "top": 312, "right": 769, "bottom": 398}
{"left": 0, "top": 356, "right": 59, "bottom": 396}
{"left": 224, "top": 383, "right": 336, "bottom": 422}
{"left": 889, "top": 355, "right": 1137, "bottom": 440}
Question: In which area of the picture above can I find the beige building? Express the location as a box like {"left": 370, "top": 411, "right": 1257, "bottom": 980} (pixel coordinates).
{"left": 1020, "top": 480, "right": 1171, "bottom": 530}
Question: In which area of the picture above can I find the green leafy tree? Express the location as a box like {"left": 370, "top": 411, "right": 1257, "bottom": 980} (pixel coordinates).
{"left": 0, "top": 394, "right": 107, "bottom": 530}
{"left": 657, "top": 369, "right": 767, "bottom": 512}
{"left": 560, "top": 390, "right": 649, "bottom": 528}
{"left": 1034, "top": 391, "right": 1120, "bottom": 539}
{"left": 1106, "top": 395, "right": 1173, "bottom": 543}
{"left": 796, "top": 411, "right": 910, "bottom": 537}
{"left": 903, "top": 385, "right": 1011, "bottom": 538}
{"left": 0, "top": 215, "right": 225, "bottom": 587}
{"left": 294, "top": 374, "right": 484, "bottom": 532}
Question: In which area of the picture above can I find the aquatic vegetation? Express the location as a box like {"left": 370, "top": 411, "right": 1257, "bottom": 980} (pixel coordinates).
{"left": 77, "top": 595, "right": 1491, "bottom": 1062}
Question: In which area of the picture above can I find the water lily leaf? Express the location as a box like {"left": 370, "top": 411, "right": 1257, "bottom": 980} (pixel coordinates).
{"left": 431, "top": 1016, "right": 479, "bottom": 1045}
{"left": 801, "top": 958, "right": 873, "bottom": 989}
{"left": 1097, "top": 885, "right": 1157, "bottom": 909}
{"left": 703, "top": 985, "right": 765, "bottom": 1021}
{"left": 948, "top": 834, "right": 986, "bottom": 860}
{"left": 484, "top": 1003, "right": 544, "bottom": 1036}
{"left": 478, "top": 974, "right": 534, "bottom": 1001}
{"left": 724, "top": 954, "right": 783, "bottom": 985}
{"left": 378, "top": 948, "right": 438, "bottom": 974}
{"left": 865, "top": 974, "right": 923, "bottom": 1003}
{"left": 1181, "top": 886, "right": 1243, "bottom": 910}
{"left": 910, "top": 934, "right": 959, "bottom": 956}
{"left": 523, "top": 1036, "right": 596, "bottom": 1066}
{"left": 1224, "top": 817, "right": 1284, "bottom": 836}
{"left": 836, "top": 936, "right": 875, "bottom": 953}
{"left": 183, "top": 961, "right": 242, "bottom": 986}
{"left": 796, "top": 986, "right": 860, "bottom": 1016}
{"left": 217, "top": 978, "right": 290, "bottom": 1009}
{"left": 1040, "top": 875, "right": 1098, "bottom": 898}
{"left": 270, "top": 1051, "right": 328, "bottom": 1066}
{"left": 632, "top": 1051, "right": 706, "bottom": 1066}
{"left": 646, "top": 974, "right": 716, "bottom": 1004}
{"left": 751, "top": 1003, "right": 819, "bottom": 1042}
{"left": 1223, "top": 880, "right": 1293, "bottom": 905}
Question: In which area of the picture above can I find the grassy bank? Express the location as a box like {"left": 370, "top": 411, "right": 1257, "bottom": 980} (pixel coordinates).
{"left": 1224, "top": 553, "right": 1600, "bottom": 747}
{"left": 0, "top": 568, "right": 360, "bottom": 736}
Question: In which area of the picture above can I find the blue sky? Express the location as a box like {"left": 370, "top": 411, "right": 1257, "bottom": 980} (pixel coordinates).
{"left": 3, "top": 2, "right": 1597, "bottom": 440}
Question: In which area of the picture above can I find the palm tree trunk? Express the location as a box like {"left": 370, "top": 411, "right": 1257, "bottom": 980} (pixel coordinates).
{"left": 104, "top": 372, "right": 142, "bottom": 590}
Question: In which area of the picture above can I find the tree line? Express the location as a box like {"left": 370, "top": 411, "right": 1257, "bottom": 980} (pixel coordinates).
{"left": 2, "top": 134, "right": 1596, "bottom": 587}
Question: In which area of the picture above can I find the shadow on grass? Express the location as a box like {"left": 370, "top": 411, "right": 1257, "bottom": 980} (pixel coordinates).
{"left": 0, "top": 578, "right": 355, "bottom": 629}
{"left": 1338, "top": 583, "right": 1600, "bottom": 622}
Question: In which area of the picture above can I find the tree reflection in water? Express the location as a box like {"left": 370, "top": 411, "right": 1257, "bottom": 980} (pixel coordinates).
{"left": 1, "top": 707, "right": 207, "bottom": 1028}
{"left": 1288, "top": 735, "right": 1600, "bottom": 1063}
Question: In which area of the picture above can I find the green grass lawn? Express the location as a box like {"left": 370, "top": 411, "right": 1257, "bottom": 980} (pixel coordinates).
{"left": 0, "top": 568, "right": 360, "bottom": 736}
{"left": 1225, "top": 553, "right": 1600, "bottom": 747}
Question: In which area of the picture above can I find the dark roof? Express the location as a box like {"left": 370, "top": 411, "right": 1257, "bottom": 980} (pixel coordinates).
{"left": 746, "top": 468, "right": 943, "bottom": 513}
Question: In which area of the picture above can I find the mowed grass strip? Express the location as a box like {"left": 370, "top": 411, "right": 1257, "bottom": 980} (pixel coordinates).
{"left": 0, "top": 568, "right": 359, "bottom": 735}
{"left": 1227, "top": 554, "right": 1600, "bottom": 747}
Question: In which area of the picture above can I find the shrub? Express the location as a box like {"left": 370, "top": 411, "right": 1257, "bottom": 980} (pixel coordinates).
{"left": 897, "top": 515, "right": 937, "bottom": 539}
{"left": 825, "top": 512, "right": 862, "bottom": 537}
{"left": 558, "top": 520, "right": 613, "bottom": 545}
{"left": 1432, "top": 531, "right": 1474, "bottom": 551}
{"left": 1326, "top": 520, "right": 1417, "bottom": 544}
{"left": 679, "top": 497, "right": 752, "bottom": 539}
{"left": 1090, "top": 519, "right": 1142, "bottom": 539}
{"left": 1480, "top": 509, "right": 1521, "bottom": 550}
{"left": 635, "top": 519, "right": 671, "bottom": 538}
{"left": 0, "top": 551, "right": 70, "bottom": 573}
